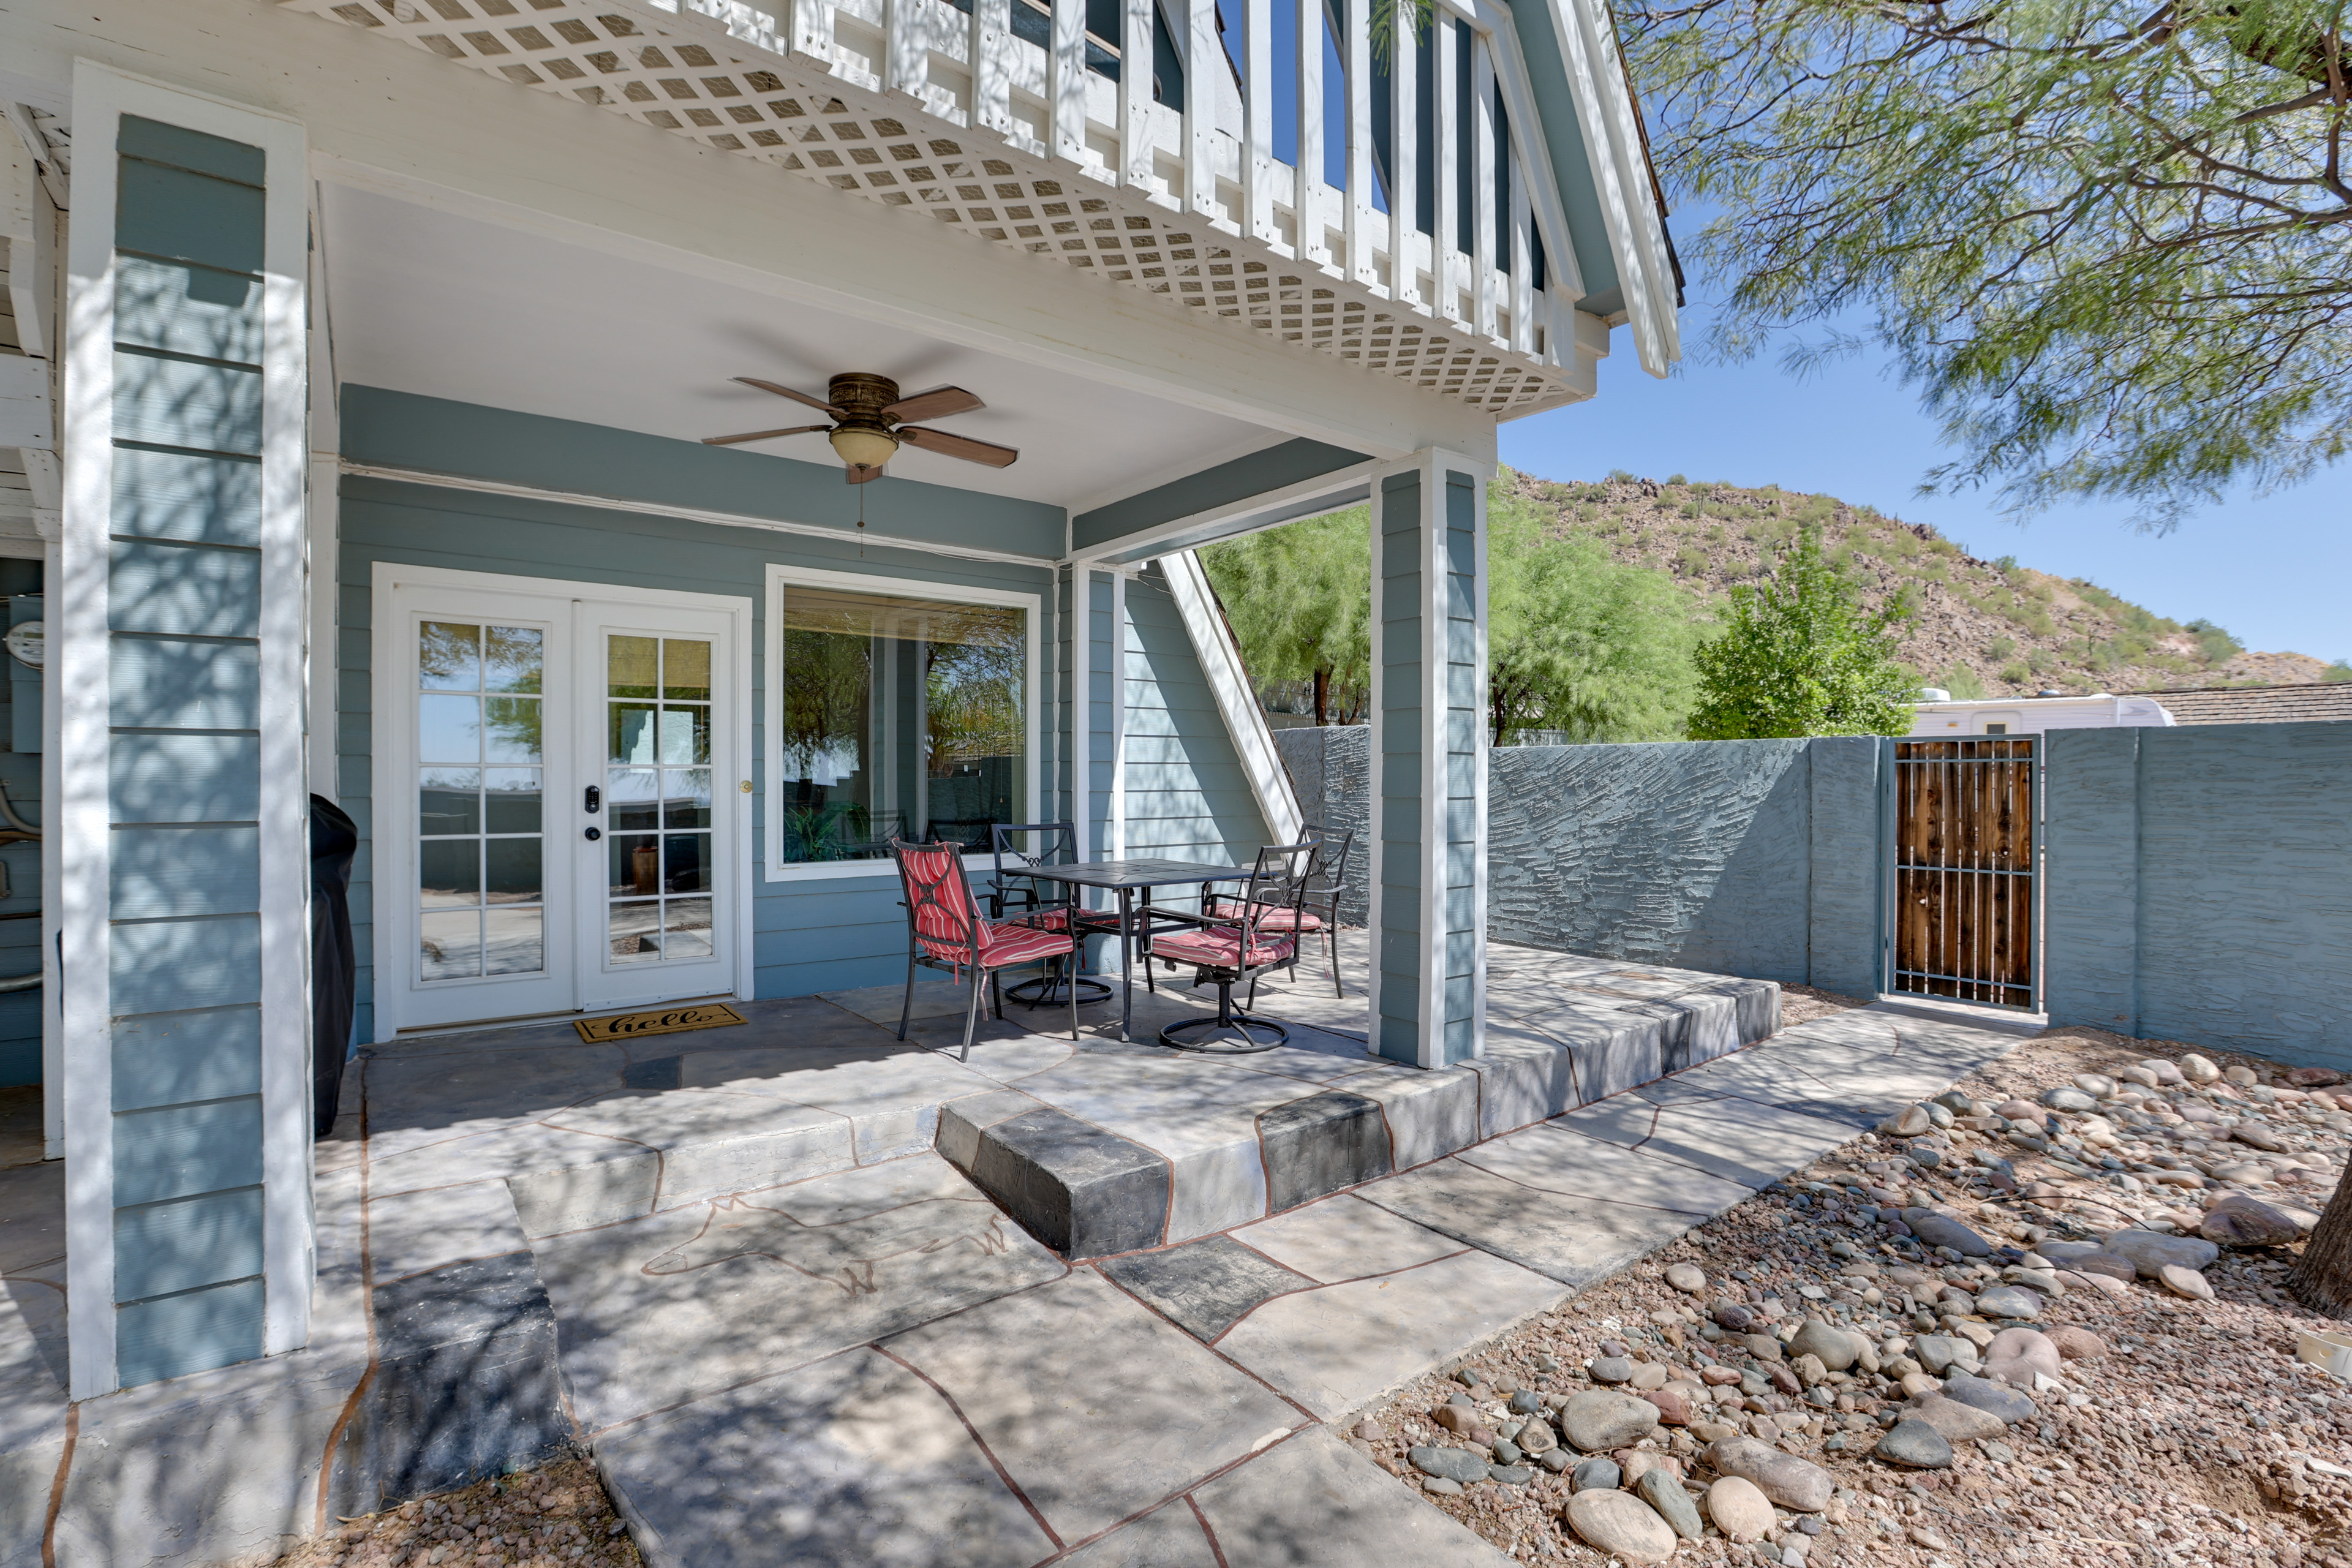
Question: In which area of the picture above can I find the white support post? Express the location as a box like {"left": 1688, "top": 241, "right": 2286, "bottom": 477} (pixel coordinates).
{"left": 1295, "top": 0, "right": 1331, "bottom": 268}
{"left": 1470, "top": 36, "right": 1496, "bottom": 341}
{"left": 1389, "top": 0, "right": 1420, "bottom": 312}
{"left": 1344, "top": 0, "right": 1376, "bottom": 290}
{"left": 1508, "top": 149, "right": 1533, "bottom": 353}
{"left": 1431, "top": 14, "right": 1460, "bottom": 325}
{"left": 1120, "top": 0, "right": 1155, "bottom": 190}
{"left": 1243, "top": 0, "right": 1275, "bottom": 246}
{"left": 1185, "top": 0, "right": 1218, "bottom": 221}
{"left": 1050, "top": 0, "right": 1089, "bottom": 164}
{"left": 973, "top": 0, "right": 1015, "bottom": 135}
{"left": 886, "top": 0, "right": 931, "bottom": 105}
{"left": 790, "top": 0, "right": 839, "bottom": 66}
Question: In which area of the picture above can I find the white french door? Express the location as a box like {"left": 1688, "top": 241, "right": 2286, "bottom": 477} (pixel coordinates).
{"left": 379, "top": 571, "right": 747, "bottom": 1034}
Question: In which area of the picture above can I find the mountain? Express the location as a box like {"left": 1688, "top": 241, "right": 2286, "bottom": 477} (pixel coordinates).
{"left": 1499, "top": 470, "right": 2343, "bottom": 698}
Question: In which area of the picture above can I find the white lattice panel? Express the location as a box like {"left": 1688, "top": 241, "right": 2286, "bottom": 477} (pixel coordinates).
{"left": 276, "top": 0, "right": 1581, "bottom": 413}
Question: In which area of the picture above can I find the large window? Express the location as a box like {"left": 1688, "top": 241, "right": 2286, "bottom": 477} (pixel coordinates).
{"left": 769, "top": 573, "right": 1033, "bottom": 869}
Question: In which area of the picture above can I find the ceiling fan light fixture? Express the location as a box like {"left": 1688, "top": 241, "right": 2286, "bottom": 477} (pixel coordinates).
{"left": 827, "top": 425, "right": 899, "bottom": 470}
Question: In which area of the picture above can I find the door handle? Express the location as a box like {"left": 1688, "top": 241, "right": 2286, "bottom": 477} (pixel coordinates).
{"left": 584, "top": 785, "right": 601, "bottom": 813}
{"left": 584, "top": 827, "right": 602, "bottom": 842}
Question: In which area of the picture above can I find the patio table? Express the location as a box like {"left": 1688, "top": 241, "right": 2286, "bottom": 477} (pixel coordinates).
{"left": 1016, "top": 858, "right": 1252, "bottom": 1042}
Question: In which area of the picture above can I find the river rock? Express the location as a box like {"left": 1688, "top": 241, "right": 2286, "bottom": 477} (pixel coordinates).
{"left": 1562, "top": 1389, "right": 1664, "bottom": 1452}
{"left": 2203, "top": 1194, "right": 2303, "bottom": 1246}
{"left": 2072, "top": 1251, "right": 2139, "bottom": 1283}
{"left": 1911, "top": 1334, "right": 1964, "bottom": 1374}
{"left": 2181, "top": 1054, "right": 2221, "bottom": 1083}
{"left": 1517, "top": 1417, "right": 1558, "bottom": 1455}
{"left": 2043, "top": 1087, "right": 2098, "bottom": 1113}
{"left": 1902, "top": 1208, "right": 1994, "bottom": 1256}
{"left": 1876, "top": 1419, "right": 1954, "bottom": 1469}
{"left": 1665, "top": 1262, "right": 1708, "bottom": 1294}
{"left": 1883, "top": 1104, "right": 1933, "bottom": 1137}
{"left": 1975, "top": 1285, "right": 2043, "bottom": 1320}
{"left": 2160, "top": 1263, "right": 2216, "bottom": 1301}
{"left": 2139, "top": 1058, "right": 2187, "bottom": 1086}
{"left": 1410, "top": 1447, "right": 1491, "bottom": 1484}
{"left": 2286, "top": 1066, "right": 2346, "bottom": 1088}
{"left": 1635, "top": 1467, "right": 1705, "bottom": 1541}
{"left": 1983, "top": 1329, "right": 2062, "bottom": 1387}
{"left": 1572, "top": 1457, "right": 1622, "bottom": 1491}
{"left": 1642, "top": 1388, "right": 1691, "bottom": 1427}
{"left": 1630, "top": 1362, "right": 1670, "bottom": 1392}
{"left": 1713, "top": 1302, "right": 1757, "bottom": 1333}
{"left": 1902, "top": 1395, "right": 2007, "bottom": 1442}
{"left": 1939, "top": 1372, "right": 2036, "bottom": 1424}
{"left": 1566, "top": 1488, "right": 1678, "bottom": 1564}
{"left": 2046, "top": 1325, "right": 2109, "bottom": 1360}
{"left": 1703, "top": 1476, "right": 1775, "bottom": 1542}
{"left": 1590, "top": 1355, "right": 1635, "bottom": 1385}
{"left": 1705, "top": 1436, "right": 1834, "bottom": 1512}
{"left": 2233, "top": 1121, "right": 2288, "bottom": 1152}
{"left": 2102, "top": 1229, "right": 2220, "bottom": 1278}
{"left": 1789, "top": 1318, "right": 1864, "bottom": 1371}
{"left": 1745, "top": 1333, "right": 1784, "bottom": 1363}
{"left": 2073, "top": 1074, "right": 2117, "bottom": 1098}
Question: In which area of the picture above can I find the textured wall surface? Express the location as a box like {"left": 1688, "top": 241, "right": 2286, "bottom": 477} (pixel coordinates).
{"left": 2048, "top": 723, "right": 2352, "bottom": 1070}
{"left": 1276, "top": 728, "right": 1879, "bottom": 989}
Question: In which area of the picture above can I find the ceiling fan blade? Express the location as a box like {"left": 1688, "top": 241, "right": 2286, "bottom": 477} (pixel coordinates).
{"left": 882, "top": 385, "right": 985, "bottom": 422}
{"left": 734, "top": 377, "right": 843, "bottom": 416}
{"left": 700, "top": 424, "right": 831, "bottom": 447}
{"left": 846, "top": 464, "right": 884, "bottom": 485}
{"left": 897, "top": 426, "right": 1019, "bottom": 467}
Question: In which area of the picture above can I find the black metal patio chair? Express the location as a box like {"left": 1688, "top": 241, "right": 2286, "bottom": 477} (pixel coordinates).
{"left": 984, "top": 821, "right": 1116, "bottom": 1006}
{"left": 1207, "top": 824, "right": 1355, "bottom": 998}
{"left": 1153, "top": 840, "right": 1316, "bottom": 1054}
{"left": 889, "top": 839, "right": 1082, "bottom": 1060}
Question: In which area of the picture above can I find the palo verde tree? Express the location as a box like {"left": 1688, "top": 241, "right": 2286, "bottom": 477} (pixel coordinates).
{"left": 1686, "top": 526, "right": 1916, "bottom": 739}
{"left": 1199, "top": 507, "right": 1371, "bottom": 725}
{"left": 1619, "top": 0, "right": 2352, "bottom": 526}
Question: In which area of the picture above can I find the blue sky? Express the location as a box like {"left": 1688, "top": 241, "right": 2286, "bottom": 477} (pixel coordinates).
{"left": 1499, "top": 313, "right": 2348, "bottom": 666}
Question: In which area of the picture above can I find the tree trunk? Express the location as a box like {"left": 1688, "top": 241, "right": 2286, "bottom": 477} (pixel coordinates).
{"left": 2288, "top": 1166, "right": 2352, "bottom": 1319}
{"left": 1313, "top": 667, "right": 1329, "bottom": 727}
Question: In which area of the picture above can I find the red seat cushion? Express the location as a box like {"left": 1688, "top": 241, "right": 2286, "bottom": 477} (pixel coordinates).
{"left": 1206, "top": 900, "right": 1325, "bottom": 933}
{"left": 1153, "top": 925, "right": 1295, "bottom": 971}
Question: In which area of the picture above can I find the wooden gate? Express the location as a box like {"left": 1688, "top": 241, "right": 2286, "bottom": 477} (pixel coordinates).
{"left": 1887, "top": 737, "right": 2039, "bottom": 1009}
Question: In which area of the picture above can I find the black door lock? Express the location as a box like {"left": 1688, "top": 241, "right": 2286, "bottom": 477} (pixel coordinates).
{"left": 584, "top": 785, "right": 601, "bottom": 813}
{"left": 584, "top": 827, "right": 602, "bottom": 842}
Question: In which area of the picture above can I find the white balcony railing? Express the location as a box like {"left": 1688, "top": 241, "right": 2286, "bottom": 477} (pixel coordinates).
{"left": 284, "top": 0, "right": 1644, "bottom": 412}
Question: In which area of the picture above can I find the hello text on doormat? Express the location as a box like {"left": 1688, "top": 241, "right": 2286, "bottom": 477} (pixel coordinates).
{"left": 575, "top": 1001, "right": 748, "bottom": 1044}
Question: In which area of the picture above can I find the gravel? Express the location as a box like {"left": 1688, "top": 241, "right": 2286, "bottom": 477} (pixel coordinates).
{"left": 1343, "top": 1011, "right": 2352, "bottom": 1567}
{"left": 264, "top": 1459, "right": 641, "bottom": 1568}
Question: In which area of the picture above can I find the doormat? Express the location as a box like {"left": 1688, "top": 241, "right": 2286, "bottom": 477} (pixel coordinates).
{"left": 575, "top": 1001, "right": 747, "bottom": 1044}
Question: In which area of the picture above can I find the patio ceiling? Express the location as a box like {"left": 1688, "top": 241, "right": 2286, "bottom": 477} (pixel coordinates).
{"left": 320, "top": 180, "right": 1289, "bottom": 510}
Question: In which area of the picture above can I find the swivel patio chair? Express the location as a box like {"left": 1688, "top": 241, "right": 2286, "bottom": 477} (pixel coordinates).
{"left": 890, "top": 839, "right": 1082, "bottom": 1060}
{"left": 1207, "top": 824, "right": 1355, "bottom": 998}
{"left": 984, "top": 821, "right": 1116, "bottom": 1007}
{"left": 1153, "top": 842, "right": 1314, "bottom": 1054}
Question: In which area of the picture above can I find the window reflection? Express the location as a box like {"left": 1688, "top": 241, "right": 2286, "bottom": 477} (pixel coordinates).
{"left": 417, "top": 620, "right": 546, "bottom": 983}
{"left": 777, "top": 586, "right": 1025, "bottom": 863}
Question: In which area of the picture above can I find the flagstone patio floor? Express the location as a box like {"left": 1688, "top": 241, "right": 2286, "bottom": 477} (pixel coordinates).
{"left": 0, "top": 938, "right": 2040, "bottom": 1566}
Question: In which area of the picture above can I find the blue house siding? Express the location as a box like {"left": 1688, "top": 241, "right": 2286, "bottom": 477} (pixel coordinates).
{"left": 0, "top": 566, "right": 45, "bottom": 1085}
{"left": 102, "top": 115, "right": 273, "bottom": 1387}
{"left": 1115, "top": 564, "right": 1267, "bottom": 873}
{"left": 335, "top": 391, "right": 1065, "bottom": 1025}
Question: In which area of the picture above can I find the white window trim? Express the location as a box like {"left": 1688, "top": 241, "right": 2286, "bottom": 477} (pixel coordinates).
{"left": 368, "top": 563, "right": 757, "bottom": 1033}
{"left": 763, "top": 563, "right": 1042, "bottom": 883}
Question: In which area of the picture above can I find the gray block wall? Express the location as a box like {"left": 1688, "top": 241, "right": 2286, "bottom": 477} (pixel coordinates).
{"left": 2046, "top": 722, "right": 2352, "bottom": 1070}
{"left": 1276, "top": 727, "right": 1885, "bottom": 994}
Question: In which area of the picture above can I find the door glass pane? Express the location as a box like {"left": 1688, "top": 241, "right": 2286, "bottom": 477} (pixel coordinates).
{"left": 419, "top": 622, "right": 480, "bottom": 691}
{"left": 609, "top": 636, "right": 658, "bottom": 699}
{"left": 418, "top": 695, "right": 481, "bottom": 764}
{"left": 418, "top": 617, "right": 546, "bottom": 984}
{"left": 605, "top": 632, "right": 719, "bottom": 968}
{"left": 483, "top": 769, "right": 542, "bottom": 833}
{"left": 775, "top": 586, "right": 1025, "bottom": 862}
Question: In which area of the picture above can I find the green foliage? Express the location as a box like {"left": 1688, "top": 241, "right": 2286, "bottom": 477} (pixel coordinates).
{"left": 1993, "top": 555, "right": 2019, "bottom": 573}
{"left": 1485, "top": 495, "right": 1704, "bottom": 744}
{"left": 2326, "top": 662, "right": 2352, "bottom": 684}
{"left": 1686, "top": 527, "right": 1917, "bottom": 739}
{"left": 2000, "top": 661, "right": 2032, "bottom": 685}
{"left": 1622, "top": 0, "right": 2352, "bottom": 525}
{"left": 1942, "top": 666, "right": 1988, "bottom": 700}
{"left": 1199, "top": 508, "right": 1371, "bottom": 722}
{"left": 2185, "top": 618, "right": 2244, "bottom": 663}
